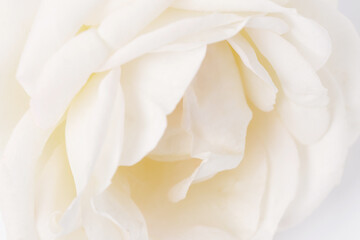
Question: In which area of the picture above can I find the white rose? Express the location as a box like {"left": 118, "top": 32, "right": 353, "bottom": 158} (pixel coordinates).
{"left": 0, "top": 0, "right": 359, "bottom": 239}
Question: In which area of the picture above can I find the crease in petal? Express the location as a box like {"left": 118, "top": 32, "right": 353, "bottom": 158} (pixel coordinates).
{"left": 36, "top": 144, "right": 76, "bottom": 240}
{"left": 66, "top": 69, "right": 124, "bottom": 194}
{"left": 228, "top": 34, "right": 278, "bottom": 111}
{"left": 251, "top": 111, "right": 299, "bottom": 240}
{"left": 247, "top": 29, "right": 329, "bottom": 107}
{"left": 280, "top": 13, "right": 332, "bottom": 70}
{"left": 91, "top": 174, "right": 149, "bottom": 240}
{"left": 30, "top": 29, "right": 111, "bottom": 129}
{"left": 0, "top": 0, "right": 40, "bottom": 155}
{"left": 98, "top": 0, "right": 174, "bottom": 49}
{"left": 0, "top": 111, "right": 55, "bottom": 240}
{"left": 119, "top": 46, "right": 206, "bottom": 166}
{"left": 279, "top": 69, "right": 350, "bottom": 229}
{"left": 245, "top": 16, "right": 289, "bottom": 35}
{"left": 125, "top": 128, "right": 267, "bottom": 240}
{"left": 276, "top": 91, "right": 330, "bottom": 144}
{"left": 16, "top": 0, "right": 105, "bottom": 96}
{"left": 176, "top": 42, "right": 252, "bottom": 198}
{"left": 149, "top": 102, "right": 192, "bottom": 162}
{"left": 61, "top": 69, "right": 124, "bottom": 236}
{"left": 99, "top": 13, "right": 244, "bottom": 70}
{"left": 289, "top": 0, "right": 360, "bottom": 142}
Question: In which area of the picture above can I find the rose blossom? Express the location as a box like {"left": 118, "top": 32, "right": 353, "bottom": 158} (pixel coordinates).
{"left": 0, "top": 0, "right": 359, "bottom": 239}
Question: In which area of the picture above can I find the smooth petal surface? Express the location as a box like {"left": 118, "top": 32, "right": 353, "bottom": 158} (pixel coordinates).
{"left": 0, "top": 112, "right": 54, "bottom": 240}
{"left": 245, "top": 16, "right": 289, "bottom": 35}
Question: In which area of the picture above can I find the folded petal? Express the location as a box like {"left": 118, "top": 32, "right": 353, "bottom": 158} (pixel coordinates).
{"left": 92, "top": 174, "right": 148, "bottom": 240}
{"left": 66, "top": 69, "right": 124, "bottom": 194}
{"left": 0, "top": 0, "right": 39, "bottom": 154}
{"left": 246, "top": 16, "right": 289, "bottom": 35}
{"left": 36, "top": 144, "right": 76, "bottom": 240}
{"left": 82, "top": 203, "right": 124, "bottom": 240}
{"left": 0, "top": 112, "right": 54, "bottom": 240}
{"left": 248, "top": 29, "right": 329, "bottom": 107}
{"left": 276, "top": 91, "right": 330, "bottom": 144}
{"left": 119, "top": 46, "right": 206, "bottom": 166}
{"left": 289, "top": 0, "right": 360, "bottom": 143}
{"left": 100, "top": 13, "right": 243, "bottom": 70}
{"left": 30, "top": 29, "right": 110, "bottom": 129}
{"left": 251, "top": 112, "right": 299, "bottom": 240}
{"left": 98, "top": 0, "right": 173, "bottom": 49}
{"left": 281, "top": 13, "right": 332, "bottom": 70}
{"left": 279, "top": 70, "right": 350, "bottom": 229}
{"left": 125, "top": 129, "right": 267, "bottom": 240}
{"left": 182, "top": 42, "right": 252, "bottom": 182}
{"left": 16, "top": 0, "right": 105, "bottom": 95}
{"left": 149, "top": 103, "right": 192, "bottom": 162}
{"left": 228, "top": 34, "right": 278, "bottom": 111}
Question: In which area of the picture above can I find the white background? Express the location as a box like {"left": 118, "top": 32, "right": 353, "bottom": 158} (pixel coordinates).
{"left": 0, "top": 0, "right": 359, "bottom": 239}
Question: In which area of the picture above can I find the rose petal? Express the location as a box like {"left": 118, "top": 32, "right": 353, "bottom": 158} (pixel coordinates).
{"left": 82, "top": 204, "right": 124, "bottom": 240}
{"left": 16, "top": 0, "right": 105, "bottom": 95}
{"left": 66, "top": 69, "right": 124, "bottom": 194}
{"left": 248, "top": 29, "right": 329, "bottom": 107}
{"left": 276, "top": 91, "right": 330, "bottom": 144}
{"left": 279, "top": 70, "right": 350, "bottom": 229}
{"left": 30, "top": 29, "right": 110, "bottom": 129}
{"left": 228, "top": 34, "right": 278, "bottom": 111}
{"left": 36, "top": 144, "right": 76, "bottom": 240}
{"left": 99, "top": 13, "right": 244, "bottom": 70}
{"left": 0, "top": 112, "right": 54, "bottom": 240}
{"left": 164, "top": 42, "right": 254, "bottom": 202}
{"left": 182, "top": 42, "right": 252, "bottom": 183}
{"left": 126, "top": 129, "right": 267, "bottom": 240}
{"left": 0, "top": 0, "right": 39, "bottom": 155}
{"left": 289, "top": 0, "right": 360, "bottom": 143}
{"left": 119, "top": 46, "right": 206, "bottom": 166}
{"left": 251, "top": 112, "right": 299, "bottom": 239}
{"left": 246, "top": 16, "right": 289, "bottom": 34}
{"left": 91, "top": 175, "right": 148, "bottom": 240}
{"left": 281, "top": 13, "right": 332, "bottom": 70}
{"left": 98, "top": 0, "right": 174, "bottom": 49}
